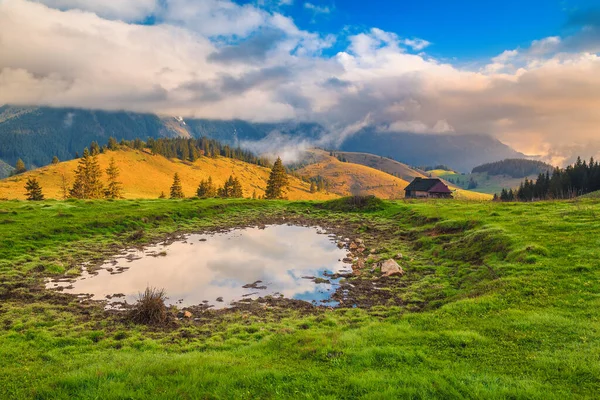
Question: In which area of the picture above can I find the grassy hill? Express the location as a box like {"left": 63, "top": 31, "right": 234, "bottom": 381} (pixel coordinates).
{"left": 1, "top": 199, "right": 599, "bottom": 397}
{"left": 333, "top": 151, "right": 427, "bottom": 181}
{"left": 297, "top": 150, "right": 492, "bottom": 200}
{"left": 0, "top": 148, "right": 337, "bottom": 201}
{"left": 296, "top": 150, "right": 410, "bottom": 199}
{"left": 427, "top": 169, "right": 535, "bottom": 195}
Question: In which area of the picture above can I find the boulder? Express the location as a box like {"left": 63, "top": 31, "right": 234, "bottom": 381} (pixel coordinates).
{"left": 355, "top": 238, "right": 364, "bottom": 245}
{"left": 337, "top": 241, "right": 345, "bottom": 249}
{"left": 184, "top": 311, "right": 193, "bottom": 318}
{"left": 380, "top": 259, "right": 404, "bottom": 277}
{"left": 395, "top": 253, "right": 403, "bottom": 259}
{"left": 349, "top": 242, "right": 358, "bottom": 250}
{"left": 354, "top": 259, "right": 365, "bottom": 270}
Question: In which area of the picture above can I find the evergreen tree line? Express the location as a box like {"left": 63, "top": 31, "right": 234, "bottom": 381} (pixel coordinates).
{"left": 473, "top": 158, "right": 552, "bottom": 178}
{"left": 446, "top": 176, "right": 479, "bottom": 189}
{"left": 144, "top": 137, "right": 271, "bottom": 167}
{"left": 496, "top": 157, "right": 600, "bottom": 201}
{"left": 69, "top": 147, "right": 123, "bottom": 199}
{"left": 169, "top": 157, "right": 290, "bottom": 200}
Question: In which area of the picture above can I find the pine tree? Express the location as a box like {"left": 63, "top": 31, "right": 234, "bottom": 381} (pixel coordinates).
{"left": 170, "top": 173, "right": 184, "bottom": 199}
{"left": 15, "top": 159, "right": 26, "bottom": 174}
{"left": 69, "top": 148, "right": 104, "bottom": 199}
{"left": 252, "top": 190, "right": 257, "bottom": 199}
{"left": 105, "top": 158, "right": 123, "bottom": 199}
{"left": 51, "top": 156, "right": 60, "bottom": 165}
{"left": 310, "top": 182, "right": 317, "bottom": 193}
{"left": 60, "top": 174, "right": 69, "bottom": 200}
{"left": 231, "top": 177, "right": 243, "bottom": 198}
{"left": 265, "top": 157, "right": 289, "bottom": 199}
{"left": 25, "top": 177, "right": 44, "bottom": 201}
{"left": 197, "top": 176, "right": 216, "bottom": 198}
{"left": 107, "top": 137, "right": 118, "bottom": 150}
{"left": 90, "top": 141, "right": 101, "bottom": 156}
{"left": 86, "top": 150, "right": 104, "bottom": 198}
{"left": 159, "top": 191, "right": 166, "bottom": 199}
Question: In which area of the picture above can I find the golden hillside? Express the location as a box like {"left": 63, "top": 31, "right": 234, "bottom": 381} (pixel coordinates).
{"left": 334, "top": 151, "right": 428, "bottom": 181}
{"left": 296, "top": 150, "right": 410, "bottom": 199}
{"left": 296, "top": 149, "right": 492, "bottom": 200}
{"left": 0, "top": 148, "right": 338, "bottom": 201}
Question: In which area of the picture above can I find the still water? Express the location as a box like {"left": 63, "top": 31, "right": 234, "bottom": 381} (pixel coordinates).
{"left": 47, "top": 225, "right": 352, "bottom": 309}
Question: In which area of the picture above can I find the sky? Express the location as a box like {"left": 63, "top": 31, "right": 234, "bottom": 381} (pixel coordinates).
{"left": 0, "top": 0, "right": 599, "bottom": 164}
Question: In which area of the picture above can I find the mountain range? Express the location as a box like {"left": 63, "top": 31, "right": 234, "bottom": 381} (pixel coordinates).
{"left": 0, "top": 105, "right": 525, "bottom": 177}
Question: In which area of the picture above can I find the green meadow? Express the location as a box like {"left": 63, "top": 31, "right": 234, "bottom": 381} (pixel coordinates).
{"left": 0, "top": 198, "right": 599, "bottom": 399}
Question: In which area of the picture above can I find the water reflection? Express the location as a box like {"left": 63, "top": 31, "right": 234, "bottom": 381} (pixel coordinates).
{"left": 47, "top": 225, "right": 352, "bottom": 308}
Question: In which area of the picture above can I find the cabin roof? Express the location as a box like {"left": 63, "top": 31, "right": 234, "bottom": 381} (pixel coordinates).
{"left": 404, "top": 178, "right": 452, "bottom": 193}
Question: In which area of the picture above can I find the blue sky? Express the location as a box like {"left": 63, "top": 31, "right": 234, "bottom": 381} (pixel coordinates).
{"left": 238, "top": 0, "right": 598, "bottom": 60}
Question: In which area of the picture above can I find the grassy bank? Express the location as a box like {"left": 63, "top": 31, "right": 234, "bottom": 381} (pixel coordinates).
{"left": 0, "top": 198, "right": 599, "bottom": 399}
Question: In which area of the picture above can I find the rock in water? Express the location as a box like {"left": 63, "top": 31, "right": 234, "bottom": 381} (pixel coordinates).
{"left": 380, "top": 259, "right": 404, "bottom": 277}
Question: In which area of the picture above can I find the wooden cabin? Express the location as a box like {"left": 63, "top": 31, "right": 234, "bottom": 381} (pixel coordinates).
{"left": 404, "top": 178, "right": 453, "bottom": 199}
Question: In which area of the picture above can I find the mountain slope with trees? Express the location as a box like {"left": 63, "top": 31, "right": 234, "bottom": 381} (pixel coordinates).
{"left": 472, "top": 159, "right": 553, "bottom": 178}
{"left": 0, "top": 147, "right": 336, "bottom": 201}
{"left": 0, "top": 105, "right": 526, "bottom": 172}
{"left": 497, "top": 156, "right": 600, "bottom": 201}
{"left": 340, "top": 127, "right": 526, "bottom": 172}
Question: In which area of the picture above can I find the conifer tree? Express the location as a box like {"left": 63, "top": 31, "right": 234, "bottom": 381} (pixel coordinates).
{"left": 265, "top": 157, "right": 289, "bottom": 199}
{"left": 107, "top": 137, "right": 118, "bottom": 150}
{"left": 15, "top": 159, "right": 26, "bottom": 174}
{"left": 218, "top": 175, "right": 243, "bottom": 198}
{"left": 159, "top": 191, "right": 166, "bottom": 199}
{"left": 51, "top": 156, "right": 60, "bottom": 164}
{"left": 310, "top": 181, "right": 316, "bottom": 193}
{"left": 231, "top": 176, "right": 243, "bottom": 198}
{"left": 86, "top": 149, "right": 104, "bottom": 198}
{"left": 105, "top": 158, "right": 123, "bottom": 199}
{"left": 252, "top": 190, "right": 257, "bottom": 199}
{"left": 25, "top": 177, "right": 44, "bottom": 201}
{"left": 197, "top": 176, "right": 216, "bottom": 198}
{"left": 170, "top": 173, "right": 184, "bottom": 199}
{"left": 69, "top": 148, "right": 104, "bottom": 199}
{"left": 90, "top": 141, "right": 101, "bottom": 156}
{"left": 60, "top": 174, "right": 69, "bottom": 200}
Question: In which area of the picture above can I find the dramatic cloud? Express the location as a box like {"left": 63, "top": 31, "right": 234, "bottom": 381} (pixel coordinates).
{"left": 1, "top": 0, "right": 600, "bottom": 163}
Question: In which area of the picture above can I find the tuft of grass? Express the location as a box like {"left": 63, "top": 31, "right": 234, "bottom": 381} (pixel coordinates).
{"left": 129, "top": 287, "right": 168, "bottom": 326}
{"left": 443, "top": 226, "right": 512, "bottom": 262}
{"left": 319, "top": 195, "right": 386, "bottom": 212}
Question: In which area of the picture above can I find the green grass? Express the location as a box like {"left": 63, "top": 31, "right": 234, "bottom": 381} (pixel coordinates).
{"left": 428, "top": 171, "right": 535, "bottom": 195}
{"left": 1, "top": 198, "right": 599, "bottom": 399}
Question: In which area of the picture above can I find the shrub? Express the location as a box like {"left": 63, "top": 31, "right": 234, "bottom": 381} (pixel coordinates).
{"left": 129, "top": 287, "right": 168, "bottom": 326}
{"left": 319, "top": 195, "right": 386, "bottom": 212}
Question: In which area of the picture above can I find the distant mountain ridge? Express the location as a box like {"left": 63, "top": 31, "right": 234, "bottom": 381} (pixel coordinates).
{"left": 0, "top": 105, "right": 525, "bottom": 172}
{"left": 471, "top": 158, "right": 554, "bottom": 178}
{"left": 340, "top": 127, "right": 526, "bottom": 172}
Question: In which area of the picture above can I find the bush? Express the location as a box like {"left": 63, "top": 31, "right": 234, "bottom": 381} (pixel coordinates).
{"left": 319, "top": 195, "right": 386, "bottom": 212}
{"left": 129, "top": 287, "right": 168, "bottom": 326}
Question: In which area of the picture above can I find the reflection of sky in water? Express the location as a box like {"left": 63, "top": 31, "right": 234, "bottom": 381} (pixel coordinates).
{"left": 47, "top": 225, "right": 351, "bottom": 308}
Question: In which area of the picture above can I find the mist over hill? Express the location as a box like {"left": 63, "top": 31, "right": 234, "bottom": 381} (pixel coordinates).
{"left": 340, "top": 128, "right": 526, "bottom": 172}
{"left": 0, "top": 105, "right": 525, "bottom": 175}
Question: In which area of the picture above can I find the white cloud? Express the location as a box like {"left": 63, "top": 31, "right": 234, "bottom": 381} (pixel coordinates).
{"left": 1, "top": 0, "right": 600, "bottom": 161}
{"left": 304, "top": 2, "right": 331, "bottom": 15}
{"left": 34, "top": 0, "right": 158, "bottom": 21}
{"left": 401, "top": 38, "right": 431, "bottom": 51}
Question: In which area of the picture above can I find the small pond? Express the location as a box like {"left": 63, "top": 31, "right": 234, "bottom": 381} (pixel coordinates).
{"left": 47, "top": 225, "right": 353, "bottom": 309}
